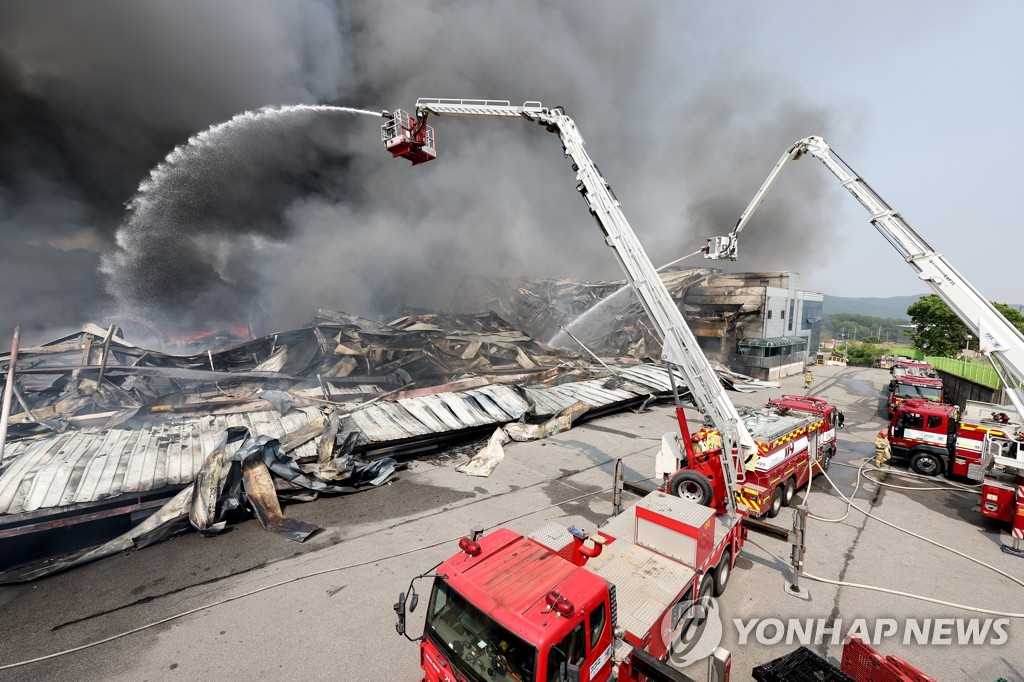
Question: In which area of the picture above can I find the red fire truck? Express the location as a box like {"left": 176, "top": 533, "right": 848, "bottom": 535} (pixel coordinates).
{"left": 395, "top": 490, "right": 741, "bottom": 682}
{"left": 883, "top": 398, "right": 1024, "bottom": 550}
{"left": 949, "top": 402, "right": 1024, "bottom": 551}
{"left": 657, "top": 395, "right": 840, "bottom": 519}
{"left": 886, "top": 373, "right": 944, "bottom": 418}
{"left": 885, "top": 399, "right": 958, "bottom": 476}
{"left": 884, "top": 399, "right": 1018, "bottom": 478}
{"left": 977, "top": 430, "right": 1024, "bottom": 552}
{"left": 890, "top": 360, "right": 935, "bottom": 379}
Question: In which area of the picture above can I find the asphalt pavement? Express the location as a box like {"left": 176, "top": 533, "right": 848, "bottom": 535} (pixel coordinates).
{"left": 0, "top": 364, "right": 1021, "bottom": 681}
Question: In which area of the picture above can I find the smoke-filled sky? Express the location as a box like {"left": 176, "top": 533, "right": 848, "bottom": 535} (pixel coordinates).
{"left": 1, "top": 1, "right": 1021, "bottom": 342}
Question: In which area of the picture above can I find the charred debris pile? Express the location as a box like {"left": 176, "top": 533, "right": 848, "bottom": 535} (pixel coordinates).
{"left": 452, "top": 267, "right": 766, "bottom": 361}
{"left": 0, "top": 305, "right": 711, "bottom": 581}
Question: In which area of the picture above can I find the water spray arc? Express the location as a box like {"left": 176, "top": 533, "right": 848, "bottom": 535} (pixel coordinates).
{"left": 121, "top": 104, "right": 381, "bottom": 236}
{"left": 102, "top": 104, "right": 383, "bottom": 336}
{"left": 547, "top": 248, "right": 704, "bottom": 349}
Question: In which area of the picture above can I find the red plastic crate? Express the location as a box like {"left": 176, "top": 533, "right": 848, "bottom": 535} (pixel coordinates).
{"left": 840, "top": 635, "right": 936, "bottom": 682}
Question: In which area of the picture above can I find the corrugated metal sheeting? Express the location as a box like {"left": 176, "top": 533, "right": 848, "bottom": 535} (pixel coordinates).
{"left": 344, "top": 365, "right": 682, "bottom": 445}
{"left": 347, "top": 385, "right": 530, "bottom": 442}
{"left": 0, "top": 364, "right": 685, "bottom": 520}
{"left": 0, "top": 408, "right": 322, "bottom": 517}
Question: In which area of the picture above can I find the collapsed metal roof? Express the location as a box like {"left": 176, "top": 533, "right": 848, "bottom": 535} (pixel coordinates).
{"left": 0, "top": 407, "right": 322, "bottom": 517}
{"left": 0, "top": 305, "right": 716, "bottom": 580}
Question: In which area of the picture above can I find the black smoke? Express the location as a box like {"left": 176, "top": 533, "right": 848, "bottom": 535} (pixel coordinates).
{"left": 0, "top": 1, "right": 859, "bottom": 342}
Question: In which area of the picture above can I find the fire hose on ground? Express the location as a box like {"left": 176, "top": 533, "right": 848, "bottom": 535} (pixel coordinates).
{"left": 792, "top": 443, "right": 1024, "bottom": 618}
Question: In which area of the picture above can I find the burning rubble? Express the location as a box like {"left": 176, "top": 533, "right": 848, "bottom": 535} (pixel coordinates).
{"left": 0, "top": 304, "right": 672, "bottom": 581}
{"left": 453, "top": 267, "right": 771, "bottom": 364}
{"left": 0, "top": 271, "right": 781, "bottom": 582}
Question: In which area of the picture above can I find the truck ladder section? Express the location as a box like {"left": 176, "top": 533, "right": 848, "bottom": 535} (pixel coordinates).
{"left": 708, "top": 135, "right": 1024, "bottom": 418}
{"left": 411, "top": 98, "right": 757, "bottom": 515}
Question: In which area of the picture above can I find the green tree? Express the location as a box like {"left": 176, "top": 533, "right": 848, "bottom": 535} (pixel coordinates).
{"left": 846, "top": 340, "right": 885, "bottom": 367}
{"left": 907, "top": 295, "right": 1024, "bottom": 357}
{"left": 993, "top": 302, "right": 1024, "bottom": 331}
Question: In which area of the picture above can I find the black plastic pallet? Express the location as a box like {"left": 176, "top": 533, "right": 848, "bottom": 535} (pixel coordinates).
{"left": 752, "top": 646, "right": 855, "bottom": 682}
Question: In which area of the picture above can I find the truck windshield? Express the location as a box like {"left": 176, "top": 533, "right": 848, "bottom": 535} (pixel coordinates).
{"left": 425, "top": 579, "right": 537, "bottom": 682}
{"left": 895, "top": 384, "right": 943, "bottom": 402}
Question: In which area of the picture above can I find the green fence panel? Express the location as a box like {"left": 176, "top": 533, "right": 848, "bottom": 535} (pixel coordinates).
{"left": 925, "top": 356, "right": 1002, "bottom": 389}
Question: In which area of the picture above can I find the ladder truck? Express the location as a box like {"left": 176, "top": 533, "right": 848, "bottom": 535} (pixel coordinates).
{"left": 702, "top": 135, "right": 1024, "bottom": 553}
{"left": 382, "top": 99, "right": 768, "bottom": 682}
{"left": 384, "top": 99, "right": 757, "bottom": 517}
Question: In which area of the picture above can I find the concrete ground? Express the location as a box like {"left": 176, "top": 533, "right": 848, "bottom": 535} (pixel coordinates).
{"left": 0, "top": 364, "right": 1021, "bottom": 681}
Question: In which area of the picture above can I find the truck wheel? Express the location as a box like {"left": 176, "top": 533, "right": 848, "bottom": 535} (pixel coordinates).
{"left": 693, "top": 575, "right": 715, "bottom": 626}
{"left": 766, "top": 487, "right": 783, "bottom": 518}
{"left": 713, "top": 548, "right": 732, "bottom": 596}
{"left": 910, "top": 452, "right": 942, "bottom": 477}
{"left": 782, "top": 479, "right": 796, "bottom": 507}
{"left": 668, "top": 470, "right": 714, "bottom": 506}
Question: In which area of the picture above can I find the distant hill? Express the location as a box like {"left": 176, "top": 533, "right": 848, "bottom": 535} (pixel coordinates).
{"left": 823, "top": 295, "right": 921, "bottom": 320}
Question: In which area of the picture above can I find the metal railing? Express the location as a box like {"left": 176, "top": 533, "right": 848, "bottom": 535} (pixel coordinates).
{"left": 415, "top": 98, "right": 545, "bottom": 111}
{"left": 416, "top": 98, "right": 512, "bottom": 108}
{"left": 380, "top": 109, "right": 435, "bottom": 149}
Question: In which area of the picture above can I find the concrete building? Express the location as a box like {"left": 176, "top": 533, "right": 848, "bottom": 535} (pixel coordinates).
{"left": 453, "top": 269, "right": 823, "bottom": 381}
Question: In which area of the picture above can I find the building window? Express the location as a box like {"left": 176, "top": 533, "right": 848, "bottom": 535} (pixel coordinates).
{"left": 767, "top": 310, "right": 773, "bottom": 319}
{"left": 802, "top": 301, "right": 823, "bottom": 331}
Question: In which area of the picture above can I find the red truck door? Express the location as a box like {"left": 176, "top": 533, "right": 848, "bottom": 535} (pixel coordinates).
{"left": 585, "top": 600, "right": 613, "bottom": 681}
{"left": 545, "top": 623, "right": 587, "bottom": 682}
{"left": 544, "top": 599, "right": 614, "bottom": 682}
{"left": 889, "top": 406, "right": 955, "bottom": 474}
{"left": 889, "top": 410, "right": 926, "bottom": 451}
{"left": 805, "top": 427, "right": 820, "bottom": 484}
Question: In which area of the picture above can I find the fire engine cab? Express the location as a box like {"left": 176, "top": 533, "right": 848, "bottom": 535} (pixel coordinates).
{"left": 395, "top": 491, "right": 742, "bottom": 682}
{"left": 885, "top": 399, "right": 958, "bottom": 476}
{"left": 890, "top": 360, "right": 936, "bottom": 379}
{"left": 887, "top": 373, "right": 945, "bottom": 418}
{"left": 884, "top": 399, "right": 1018, "bottom": 479}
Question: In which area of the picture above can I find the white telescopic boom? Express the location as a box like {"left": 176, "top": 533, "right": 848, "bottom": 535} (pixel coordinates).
{"left": 413, "top": 98, "right": 757, "bottom": 513}
{"left": 707, "top": 135, "right": 1024, "bottom": 418}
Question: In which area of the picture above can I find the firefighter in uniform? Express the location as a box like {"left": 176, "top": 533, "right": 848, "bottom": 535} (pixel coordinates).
{"left": 803, "top": 367, "right": 814, "bottom": 391}
{"left": 874, "top": 430, "right": 892, "bottom": 467}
